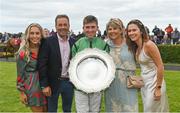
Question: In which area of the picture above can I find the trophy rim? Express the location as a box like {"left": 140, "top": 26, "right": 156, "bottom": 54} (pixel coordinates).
{"left": 69, "top": 48, "right": 115, "bottom": 93}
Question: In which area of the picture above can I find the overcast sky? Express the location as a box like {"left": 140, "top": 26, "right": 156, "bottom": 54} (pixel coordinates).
{"left": 0, "top": 0, "right": 180, "bottom": 34}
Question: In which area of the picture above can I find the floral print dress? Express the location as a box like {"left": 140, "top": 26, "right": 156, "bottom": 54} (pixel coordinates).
{"left": 16, "top": 49, "right": 47, "bottom": 106}
{"left": 105, "top": 41, "right": 138, "bottom": 112}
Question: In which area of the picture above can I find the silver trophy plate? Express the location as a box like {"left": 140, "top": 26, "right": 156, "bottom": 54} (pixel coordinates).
{"left": 69, "top": 48, "right": 115, "bottom": 93}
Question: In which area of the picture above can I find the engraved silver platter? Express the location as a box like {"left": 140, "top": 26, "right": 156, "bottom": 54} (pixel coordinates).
{"left": 69, "top": 48, "right": 115, "bottom": 93}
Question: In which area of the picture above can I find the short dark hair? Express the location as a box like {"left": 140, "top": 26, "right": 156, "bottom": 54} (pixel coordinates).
{"left": 83, "top": 15, "right": 98, "bottom": 25}
{"left": 55, "top": 14, "right": 69, "bottom": 25}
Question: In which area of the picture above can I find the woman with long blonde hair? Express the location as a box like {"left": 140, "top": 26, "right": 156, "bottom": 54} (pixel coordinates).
{"left": 16, "top": 23, "right": 47, "bottom": 112}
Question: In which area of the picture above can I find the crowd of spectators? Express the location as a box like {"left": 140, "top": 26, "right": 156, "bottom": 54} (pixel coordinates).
{"left": 0, "top": 32, "right": 22, "bottom": 43}
{"left": 151, "top": 24, "right": 180, "bottom": 44}
{"left": 1, "top": 24, "right": 180, "bottom": 45}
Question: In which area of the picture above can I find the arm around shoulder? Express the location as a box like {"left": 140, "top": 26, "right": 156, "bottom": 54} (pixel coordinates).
{"left": 37, "top": 39, "right": 50, "bottom": 88}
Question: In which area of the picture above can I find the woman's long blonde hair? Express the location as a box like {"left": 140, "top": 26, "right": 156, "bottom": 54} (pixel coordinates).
{"left": 17, "top": 23, "right": 44, "bottom": 62}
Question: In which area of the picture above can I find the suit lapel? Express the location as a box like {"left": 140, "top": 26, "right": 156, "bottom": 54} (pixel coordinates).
{"left": 53, "top": 34, "right": 61, "bottom": 61}
{"left": 69, "top": 38, "right": 75, "bottom": 59}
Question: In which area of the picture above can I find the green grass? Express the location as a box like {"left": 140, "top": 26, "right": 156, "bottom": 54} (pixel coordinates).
{"left": 0, "top": 62, "right": 180, "bottom": 112}
{"left": 164, "top": 63, "right": 180, "bottom": 66}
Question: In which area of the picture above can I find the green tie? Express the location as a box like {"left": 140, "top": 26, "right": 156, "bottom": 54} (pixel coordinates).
{"left": 90, "top": 40, "right": 92, "bottom": 48}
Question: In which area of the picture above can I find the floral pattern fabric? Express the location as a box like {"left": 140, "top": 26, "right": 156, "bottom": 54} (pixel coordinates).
{"left": 16, "top": 49, "right": 47, "bottom": 106}
{"left": 105, "top": 41, "right": 138, "bottom": 112}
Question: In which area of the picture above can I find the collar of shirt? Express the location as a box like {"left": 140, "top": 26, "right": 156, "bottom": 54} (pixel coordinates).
{"left": 85, "top": 36, "right": 97, "bottom": 42}
{"left": 57, "top": 33, "right": 69, "bottom": 42}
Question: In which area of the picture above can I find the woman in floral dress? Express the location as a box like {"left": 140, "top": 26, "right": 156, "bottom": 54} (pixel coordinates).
{"left": 104, "top": 18, "right": 138, "bottom": 112}
{"left": 16, "top": 23, "right": 47, "bottom": 112}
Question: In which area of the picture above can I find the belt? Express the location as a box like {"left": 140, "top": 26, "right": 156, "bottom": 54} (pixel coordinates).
{"left": 58, "top": 77, "right": 69, "bottom": 81}
{"left": 116, "top": 68, "right": 135, "bottom": 72}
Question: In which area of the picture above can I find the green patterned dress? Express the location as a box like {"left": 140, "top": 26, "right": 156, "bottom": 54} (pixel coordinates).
{"left": 16, "top": 49, "right": 47, "bottom": 106}
{"left": 105, "top": 41, "right": 138, "bottom": 112}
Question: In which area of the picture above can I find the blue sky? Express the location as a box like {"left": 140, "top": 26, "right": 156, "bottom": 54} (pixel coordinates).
{"left": 0, "top": 0, "right": 180, "bottom": 34}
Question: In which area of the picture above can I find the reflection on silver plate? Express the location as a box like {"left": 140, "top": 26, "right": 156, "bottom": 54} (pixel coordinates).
{"left": 69, "top": 48, "right": 115, "bottom": 93}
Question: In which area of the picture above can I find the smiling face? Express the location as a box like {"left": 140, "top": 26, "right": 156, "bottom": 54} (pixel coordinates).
{"left": 106, "top": 18, "right": 125, "bottom": 43}
{"left": 29, "top": 26, "right": 42, "bottom": 45}
{"left": 107, "top": 25, "right": 122, "bottom": 41}
{"left": 83, "top": 22, "right": 98, "bottom": 38}
{"left": 126, "top": 19, "right": 149, "bottom": 56}
{"left": 56, "top": 17, "right": 70, "bottom": 39}
{"left": 127, "top": 23, "right": 142, "bottom": 42}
